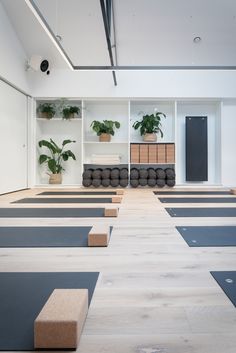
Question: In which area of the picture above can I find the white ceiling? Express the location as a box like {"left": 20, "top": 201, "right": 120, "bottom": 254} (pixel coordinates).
{"left": 2, "top": 0, "right": 236, "bottom": 67}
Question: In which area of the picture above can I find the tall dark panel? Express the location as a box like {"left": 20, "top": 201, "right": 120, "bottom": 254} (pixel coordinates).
{"left": 186, "top": 116, "right": 208, "bottom": 181}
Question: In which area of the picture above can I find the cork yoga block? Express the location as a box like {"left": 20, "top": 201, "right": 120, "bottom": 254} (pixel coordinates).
{"left": 34, "top": 289, "right": 88, "bottom": 349}
{"left": 230, "top": 188, "right": 236, "bottom": 195}
{"left": 112, "top": 196, "right": 122, "bottom": 203}
{"left": 104, "top": 207, "right": 118, "bottom": 217}
{"left": 88, "top": 226, "right": 110, "bottom": 247}
{"left": 116, "top": 189, "right": 124, "bottom": 195}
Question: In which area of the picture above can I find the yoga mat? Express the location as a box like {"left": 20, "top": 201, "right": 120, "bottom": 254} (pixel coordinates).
{"left": 154, "top": 191, "right": 230, "bottom": 195}
{"left": 0, "top": 226, "right": 113, "bottom": 248}
{"left": 13, "top": 197, "right": 112, "bottom": 204}
{"left": 38, "top": 191, "right": 117, "bottom": 196}
{"left": 159, "top": 197, "right": 236, "bottom": 203}
{"left": 166, "top": 207, "right": 236, "bottom": 217}
{"left": 0, "top": 272, "right": 99, "bottom": 350}
{"left": 176, "top": 226, "right": 236, "bottom": 247}
{"left": 211, "top": 271, "right": 236, "bottom": 307}
{"left": 0, "top": 208, "right": 106, "bottom": 218}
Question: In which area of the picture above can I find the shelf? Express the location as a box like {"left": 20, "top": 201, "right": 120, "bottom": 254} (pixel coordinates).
{"left": 84, "top": 141, "right": 128, "bottom": 144}
{"left": 37, "top": 118, "right": 81, "bottom": 121}
{"left": 130, "top": 141, "right": 175, "bottom": 144}
{"left": 130, "top": 163, "right": 175, "bottom": 165}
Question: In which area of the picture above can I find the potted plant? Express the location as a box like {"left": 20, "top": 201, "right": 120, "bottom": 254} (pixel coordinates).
{"left": 132, "top": 112, "right": 166, "bottom": 142}
{"left": 90, "top": 120, "right": 121, "bottom": 142}
{"left": 62, "top": 105, "right": 80, "bottom": 120}
{"left": 37, "top": 103, "right": 56, "bottom": 120}
{"left": 38, "top": 138, "right": 76, "bottom": 184}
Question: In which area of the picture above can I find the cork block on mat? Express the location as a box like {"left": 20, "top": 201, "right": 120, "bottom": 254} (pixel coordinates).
{"left": 34, "top": 289, "right": 88, "bottom": 349}
{"left": 104, "top": 208, "right": 118, "bottom": 217}
{"left": 112, "top": 196, "right": 122, "bottom": 203}
{"left": 88, "top": 226, "right": 110, "bottom": 247}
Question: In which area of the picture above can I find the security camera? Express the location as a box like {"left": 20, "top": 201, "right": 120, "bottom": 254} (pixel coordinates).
{"left": 40, "top": 59, "right": 50, "bottom": 75}
{"left": 26, "top": 55, "right": 50, "bottom": 75}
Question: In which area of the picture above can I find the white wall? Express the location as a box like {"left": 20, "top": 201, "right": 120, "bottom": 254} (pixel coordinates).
{"left": 30, "top": 69, "right": 236, "bottom": 99}
{"left": 0, "top": 2, "right": 30, "bottom": 93}
{"left": 221, "top": 101, "right": 236, "bottom": 187}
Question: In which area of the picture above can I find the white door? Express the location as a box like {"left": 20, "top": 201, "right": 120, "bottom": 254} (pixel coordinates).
{"left": 0, "top": 80, "right": 28, "bottom": 194}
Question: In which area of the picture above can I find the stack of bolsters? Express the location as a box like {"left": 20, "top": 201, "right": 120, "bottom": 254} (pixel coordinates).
{"left": 130, "top": 167, "right": 175, "bottom": 188}
{"left": 82, "top": 168, "right": 129, "bottom": 188}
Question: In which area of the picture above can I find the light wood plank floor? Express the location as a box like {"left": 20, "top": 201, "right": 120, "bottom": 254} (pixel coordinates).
{"left": 1, "top": 187, "right": 236, "bottom": 353}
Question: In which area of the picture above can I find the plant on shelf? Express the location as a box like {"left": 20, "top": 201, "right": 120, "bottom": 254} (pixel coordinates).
{"left": 62, "top": 105, "right": 80, "bottom": 120}
{"left": 37, "top": 103, "right": 56, "bottom": 120}
{"left": 38, "top": 138, "right": 76, "bottom": 184}
{"left": 90, "top": 120, "right": 121, "bottom": 142}
{"left": 132, "top": 111, "right": 166, "bottom": 142}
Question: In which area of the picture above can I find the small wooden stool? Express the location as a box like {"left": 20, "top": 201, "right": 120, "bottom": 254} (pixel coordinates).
{"left": 88, "top": 226, "right": 110, "bottom": 247}
{"left": 34, "top": 289, "right": 88, "bottom": 349}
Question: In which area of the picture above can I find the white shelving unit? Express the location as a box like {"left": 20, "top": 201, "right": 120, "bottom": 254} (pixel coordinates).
{"left": 33, "top": 98, "right": 222, "bottom": 186}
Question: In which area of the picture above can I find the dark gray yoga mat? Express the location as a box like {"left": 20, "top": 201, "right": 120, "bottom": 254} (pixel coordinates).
{"left": 211, "top": 271, "right": 236, "bottom": 307}
{"left": 166, "top": 207, "right": 236, "bottom": 217}
{"left": 0, "top": 208, "right": 106, "bottom": 218}
{"left": 176, "top": 226, "right": 236, "bottom": 247}
{"left": 0, "top": 272, "right": 99, "bottom": 350}
{"left": 160, "top": 197, "right": 236, "bottom": 203}
{"left": 13, "top": 197, "right": 112, "bottom": 204}
{"left": 154, "top": 191, "right": 230, "bottom": 195}
{"left": 38, "top": 191, "right": 117, "bottom": 196}
{"left": 0, "top": 226, "right": 113, "bottom": 248}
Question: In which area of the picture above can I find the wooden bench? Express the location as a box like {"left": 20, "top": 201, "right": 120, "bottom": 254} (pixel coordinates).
{"left": 34, "top": 289, "right": 88, "bottom": 349}
{"left": 104, "top": 207, "right": 118, "bottom": 217}
{"left": 88, "top": 226, "right": 110, "bottom": 247}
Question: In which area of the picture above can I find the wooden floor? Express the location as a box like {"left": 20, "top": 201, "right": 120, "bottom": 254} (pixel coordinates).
{"left": 1, "top": 187, "right": 236, "bottom": 353}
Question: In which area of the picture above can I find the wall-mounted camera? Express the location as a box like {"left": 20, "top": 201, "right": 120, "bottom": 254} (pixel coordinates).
{"left": 26, "top": 55, "right": 50, "bottom": 75}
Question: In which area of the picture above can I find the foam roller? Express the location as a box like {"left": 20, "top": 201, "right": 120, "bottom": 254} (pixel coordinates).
{"left": 130, "top": 179, "right": 139, "bottom": 188}
{"left": 83, "top": 170, "right": 92, "bottom": 179}
{"left": 139, "top": 178, "right": 148, "bottom": 186}
{"left": 111, "top": 168, "right": 120, "bottom": 179}
{"left": 102, "top": 179, "right": 110, "bottom": 187}
{"left": 120, "top": 168, "right": 128, "bottom": 179}
{"left": 92, "top": 169, "right": 102, "bottom": 179}
{"left": 139, "top": 168, "right": 148, "bottom": 179}
{"left": 82, "top": 178, "right": 92, "bottom": 187}
{"left": 156, "top": 179, "right": 165, "bottom": 188}
{"left": 156, "top": 168, "right": 166, "bottom": 179}
{"left": 101, "top": 169, "right": 111, "bottom": 179}
{"left": 147, "top": 168, "right": 156, "bottom": 179}
{"left": 166, "top": 179, "right": 176, "bottom": 187}
{"left": 110, "top": 179, "right": 119, "bottom": 187}
{"left": 92, "top": 178, "right": 101, "bottom": 187}
{"left": 130, "top": 168, "right": 139, "bottom": 180}
{"left": 165, "top": 168, "right": 175, "bottom": 180}
{"left": 120, "top": 178, "right": 128, "bottom": 187}
{"left": 147, "top": 178, "right": 156, "bottom": 187}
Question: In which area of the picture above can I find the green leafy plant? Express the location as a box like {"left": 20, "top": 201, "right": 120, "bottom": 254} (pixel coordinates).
{"left": 38, "top": 138, "right": 76, "bottom": 174}
{"left": 37, "top": 103, "right": 56, "bottom": 119}
{"left": 90, "top": 120, "right": 121, "bottom": 136}
{"left": 132, "top": 112, "right": 166, "bottom": 137}
{"left": 62, "top": 106, "right": 80, "bottom": 119}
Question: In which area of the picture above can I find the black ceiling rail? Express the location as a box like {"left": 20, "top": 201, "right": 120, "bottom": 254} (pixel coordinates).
{"left": 106, "top": 0, "right": 112, "bottom": 36}
{"left": 100, "top": 0, "right": 117, "bottom": 85}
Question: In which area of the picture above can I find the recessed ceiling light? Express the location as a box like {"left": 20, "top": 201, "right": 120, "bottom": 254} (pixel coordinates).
{"left": 193, "top": 36, "right": 202, "bottom": 43}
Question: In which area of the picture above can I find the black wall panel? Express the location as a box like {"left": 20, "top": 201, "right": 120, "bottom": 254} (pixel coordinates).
{"left": 186, "top": 116, "right": 208, "bottom": 181}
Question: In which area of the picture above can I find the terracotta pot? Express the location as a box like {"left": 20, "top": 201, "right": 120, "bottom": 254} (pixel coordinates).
{"left": 49, "top": 173, "right": 62, "bottom": 184}
{"left": 40, "top": 112, "right": 53, "bottom": 120}
{"left": 99, "top": 133, "right": 111, "bottom": 142}
{"left": 143, "top": 133, "right": 157, "bottom": 142}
